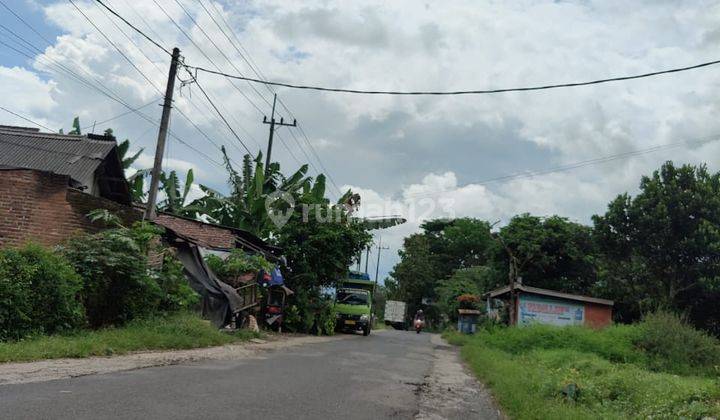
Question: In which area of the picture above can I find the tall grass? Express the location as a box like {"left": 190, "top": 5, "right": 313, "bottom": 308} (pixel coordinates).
{"left": 0, "top": 312, "right": 261, "bottom": 363}
{"left": 445, "top": 312, "right": 720, "bottom": 419}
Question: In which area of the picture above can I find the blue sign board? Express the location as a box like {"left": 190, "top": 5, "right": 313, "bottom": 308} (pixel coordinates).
{"left": 518, "top": 294, "right": 584, "bottom": 327}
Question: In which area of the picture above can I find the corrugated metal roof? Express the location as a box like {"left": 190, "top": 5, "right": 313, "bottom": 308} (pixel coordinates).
{"left": 0, "top": 127, "right": 116, "bottom": 187}
{"left": 485, "top": 284, "right": 614, "bottom": 306}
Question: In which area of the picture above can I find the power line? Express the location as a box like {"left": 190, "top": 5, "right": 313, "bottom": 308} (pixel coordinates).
{"left": 152, "top": 0, "right": 263, "bottom": 114}
{"left": 162, "top": 0, "right": 309, "bottom": 168}
{"left": 88, "top": 0, "right": 252, "bottom": 166}
{"left": 187, "top": 58, "right": 720, "bottom": 96}
{"left": 66, "top": 1, "right": 232, "bottom": 167}
{"left": 0, "top": 106, "right": 55, "bottom": 132}
{"left": 404, "top": 134, "right": 720, "bottom": 199}
{"left": 84, "top": 0, "right": 345, "bottom": 196}
{"left": 81, "top": 98, "right": 161, "bottom": 131}
{"left": 89, "top": 0, "right": 245, "bottom": 162}
{"left": 0, "top": 4, "right": 223, "bottom": 169}
{"left": 184, "top": 68, "right": 253, "bottom": 155}
{"left": 68, "top": 0, "right": 164, "bottom": 95}
{"left": 193, "top": 0, "right": 272, "bottom": 109}
{"left": 94, "top": 0, "right": 171, "bottom": 55}
{"left": 193, "top": 0, "right": 343, "bottom": 196}
{"left": 150, "top": 0, "right": 262, "bottom": 152}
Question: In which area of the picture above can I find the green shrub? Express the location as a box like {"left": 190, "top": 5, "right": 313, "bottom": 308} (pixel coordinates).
{"left": 315, "top": 299, "right": 337, "bottom": 336}
{"left": 60, "top": 226, "right": 163, "bottom": 328}
{"left": 457, "top": 328, "right": 720, "bottom": 419}
{"left": 282, "top": 289, "right": 336, "bottom": 335}
{"left": 478, "top": 323, "right": 644, "bottom": 364}
{"left": 0, "top": 244, "right": 84, "bottom": 340}
{"left": 0, "top": 312, "right": 262, "bottom": 362}
{"left": 205, "top": 250, "right": 272, "bottom": 283}
{"left": 634, "top": 311, "right": 720, "bottom": 375}
{"left": 153, "top": 253, "right": 199, "bottom": 312}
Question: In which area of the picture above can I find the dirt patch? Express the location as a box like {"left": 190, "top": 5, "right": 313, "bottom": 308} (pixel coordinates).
{"left": 0, "top": 333, "right": 352, "bottom": 386}
{"left": 415, "top": 334, "right": 503, "bottom": 420}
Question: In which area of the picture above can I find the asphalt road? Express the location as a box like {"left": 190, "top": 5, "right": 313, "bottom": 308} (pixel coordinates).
{"left": 0, "top": 330, "right": 476, "bottom": 420}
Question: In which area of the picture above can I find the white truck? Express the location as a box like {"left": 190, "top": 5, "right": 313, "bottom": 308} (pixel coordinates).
{"left": 384, "top": 300, "right": 408, "bottom": 330}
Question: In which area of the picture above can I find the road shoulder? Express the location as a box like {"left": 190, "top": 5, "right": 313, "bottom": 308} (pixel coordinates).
{"left": 0, "top": 333, "right": 352, "bottom": 386}
{"left": 416, "top": 334, "right": 503, "bottom": 420}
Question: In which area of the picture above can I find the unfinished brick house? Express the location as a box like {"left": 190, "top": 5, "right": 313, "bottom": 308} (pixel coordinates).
{"left": 0, "top": 125, "right": 135, "bottom": 248}
{"left": 0, "top": 124, "right": 275, "bottom": 256}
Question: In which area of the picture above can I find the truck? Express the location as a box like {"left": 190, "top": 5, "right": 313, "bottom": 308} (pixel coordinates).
{"left": 334, "top": 271, "right": 374, "bottom": 336}
{"left": 384, "top": 300, "right": 407, "bottom": 330}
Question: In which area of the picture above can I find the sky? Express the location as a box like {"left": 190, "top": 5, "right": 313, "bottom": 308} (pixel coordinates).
{"left": 2, "top": 0, "right": 720, "bottom": 282}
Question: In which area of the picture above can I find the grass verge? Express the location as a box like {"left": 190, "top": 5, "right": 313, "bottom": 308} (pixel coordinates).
{"left": 444, "top": 323, "right": 720, "bottom": 419}
{"left": 0, "top": 312, "right": 262, "bottom": 363}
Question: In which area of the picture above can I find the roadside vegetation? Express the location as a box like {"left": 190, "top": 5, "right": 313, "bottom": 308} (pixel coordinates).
{"left": 445, "top": 312, "right": 720, "bottom": 419}
{"left": 0, "top": 312, "right": 260, "bottom": 363}
{"left": 387, "top": 161, "right": 720, "bottom": 337}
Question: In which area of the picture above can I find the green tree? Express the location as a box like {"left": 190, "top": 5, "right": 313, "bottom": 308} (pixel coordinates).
{"left": 593, "top": 161, "right": 720, "bottom": 332}
{"left": 421, "top": 218, "right": 495, "bottom": 275}
{"left": 496, "top": 214, "right": 597, "bottom": 294}
{"left": 115, "top": 136, "right": 143, "bottom": 170}
{"left": 191, "top": 147, "right": 315, "bottom": 238}
{"left": 158, "top": 169, "right": 196, "bottom": 217}
{"left": 277, "top": 211, "right": 371, "bottom": 291}
{"left": 435, "top": 266, "right": 500, "bottom": 322}
{"left": 388, "top": 234, "right": 437, "bottom": 318}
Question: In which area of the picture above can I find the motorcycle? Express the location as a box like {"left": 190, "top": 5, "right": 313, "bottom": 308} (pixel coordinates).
{"left": 414, "top": 318, "right": 425, "bottom": 334}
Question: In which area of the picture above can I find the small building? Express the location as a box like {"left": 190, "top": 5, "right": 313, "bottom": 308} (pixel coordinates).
{"left": 0, "top": 124, "right": 281, "bottom": 328}
{"left": 0, "top": 125, "right": 131, "bottom": 204}
{"left": 485, "top": 284, "right": 614, "bottom": 329}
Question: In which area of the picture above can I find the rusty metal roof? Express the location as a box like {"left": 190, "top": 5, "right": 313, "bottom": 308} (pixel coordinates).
{"left": 485, "top": 284, "right": 614, "bottom": 306}
{"left": 0, "top": 126, "right": 117, "bottom": 187}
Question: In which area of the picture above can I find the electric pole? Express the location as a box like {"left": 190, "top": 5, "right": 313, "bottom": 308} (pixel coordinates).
{"left": 364, "top": 246, "right": 371, "bottom": 274}
{"left": 145, "top": 47, "right": 181, "bottom": 220}
{"left": 262, "top": 93, "right": 296, "bottom": 174}
{"left": 374, "top": 237, "right": 390, "bottom": 293}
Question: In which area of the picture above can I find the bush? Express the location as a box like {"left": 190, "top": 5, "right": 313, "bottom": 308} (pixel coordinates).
{"left": 0, "top": 312, "right": 261, "bottom": 363}
{"left": 154, "top": 253, "right": 199, "bottom": 312}
{"left": 283, "top": 289, "right": 336, "bottom": 335}
{"left": 478, "top": 323, "right": 644, "bottom": 365}
{"left": 205, "top": 250, "right": 272, "bottom": 285}
{"left": 455, "top": 326, "right": 720, "bottom": 419}
{"left": 315, "top": 299, "right": 337, "bottom": 336}
{"left": 634, "top": 311, "right": 720, "bottom": 375}
{"left": 0, "top": 244, "right": 84, "bottom": 340}
{"left": 60, "top": 225, "right": 163, "bottom": 328}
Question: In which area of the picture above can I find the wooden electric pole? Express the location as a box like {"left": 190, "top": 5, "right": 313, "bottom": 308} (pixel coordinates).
{"left": 262, "top": 93, "right": 296, "bottom": 174}
{"left": 145, "top": 47, "right": 181, "bottom": 220}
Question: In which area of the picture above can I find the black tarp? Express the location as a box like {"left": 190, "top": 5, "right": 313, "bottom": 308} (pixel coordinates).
{"left": 173, "top": 241, "right": 245, "bottom": 327}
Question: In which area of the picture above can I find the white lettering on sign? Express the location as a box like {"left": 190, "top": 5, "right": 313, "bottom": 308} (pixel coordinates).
{"left": 518, "top": 294, "right": 584, "bottom": 327}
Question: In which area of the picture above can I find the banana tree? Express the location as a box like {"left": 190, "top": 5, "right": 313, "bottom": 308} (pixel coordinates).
{"left": 157, "top": 169, "right": 196, "bottom": 217}
{"left": 190, "top": 147, "right": 315, "bottom": 237}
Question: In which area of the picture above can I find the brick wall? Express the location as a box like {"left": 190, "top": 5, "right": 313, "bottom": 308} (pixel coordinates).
{"left": 584, "top": 302, "right": 613, "bottom": 329}
{"left": 154, "top": 213, "right": 236, "bottom": 249}
{"left": 0, "top": 169, "right": 139, "bottom": 248}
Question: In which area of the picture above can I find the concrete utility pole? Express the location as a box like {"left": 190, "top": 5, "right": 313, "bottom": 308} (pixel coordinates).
{"left": 262, "top": 93, "right": 296, "bottom": 174}
{"left": 364, "top": 246, "right": 371, "bottom": 274}
{"left": 374, "top": 237, "right": 390, "bottom": 293}
{"left": 145, "top": 47, "right": 181, "bottom": 220}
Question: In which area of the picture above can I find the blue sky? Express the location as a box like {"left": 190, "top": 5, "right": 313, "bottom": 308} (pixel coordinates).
{"left": 0, "top": 1, "right": 61, "bottom": 69}
{"left": 2, "top": 0, "right": 720, "bottom": 281}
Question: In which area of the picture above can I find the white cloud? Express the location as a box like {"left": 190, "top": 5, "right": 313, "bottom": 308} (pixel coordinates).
{"left": 4, "top": 0, "right": 720, "bottom": 281}
{"left": 0, "top": 66, "right": 57, "bottom": 124}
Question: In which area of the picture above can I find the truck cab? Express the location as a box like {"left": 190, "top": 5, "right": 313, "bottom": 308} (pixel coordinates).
{"left": 335, "top": 271, "right": 374, "bottom": 336}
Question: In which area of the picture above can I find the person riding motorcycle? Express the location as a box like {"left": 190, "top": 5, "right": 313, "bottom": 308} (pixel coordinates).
{"left": 413, "top": 310, "right": 425, "bottom": 333}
